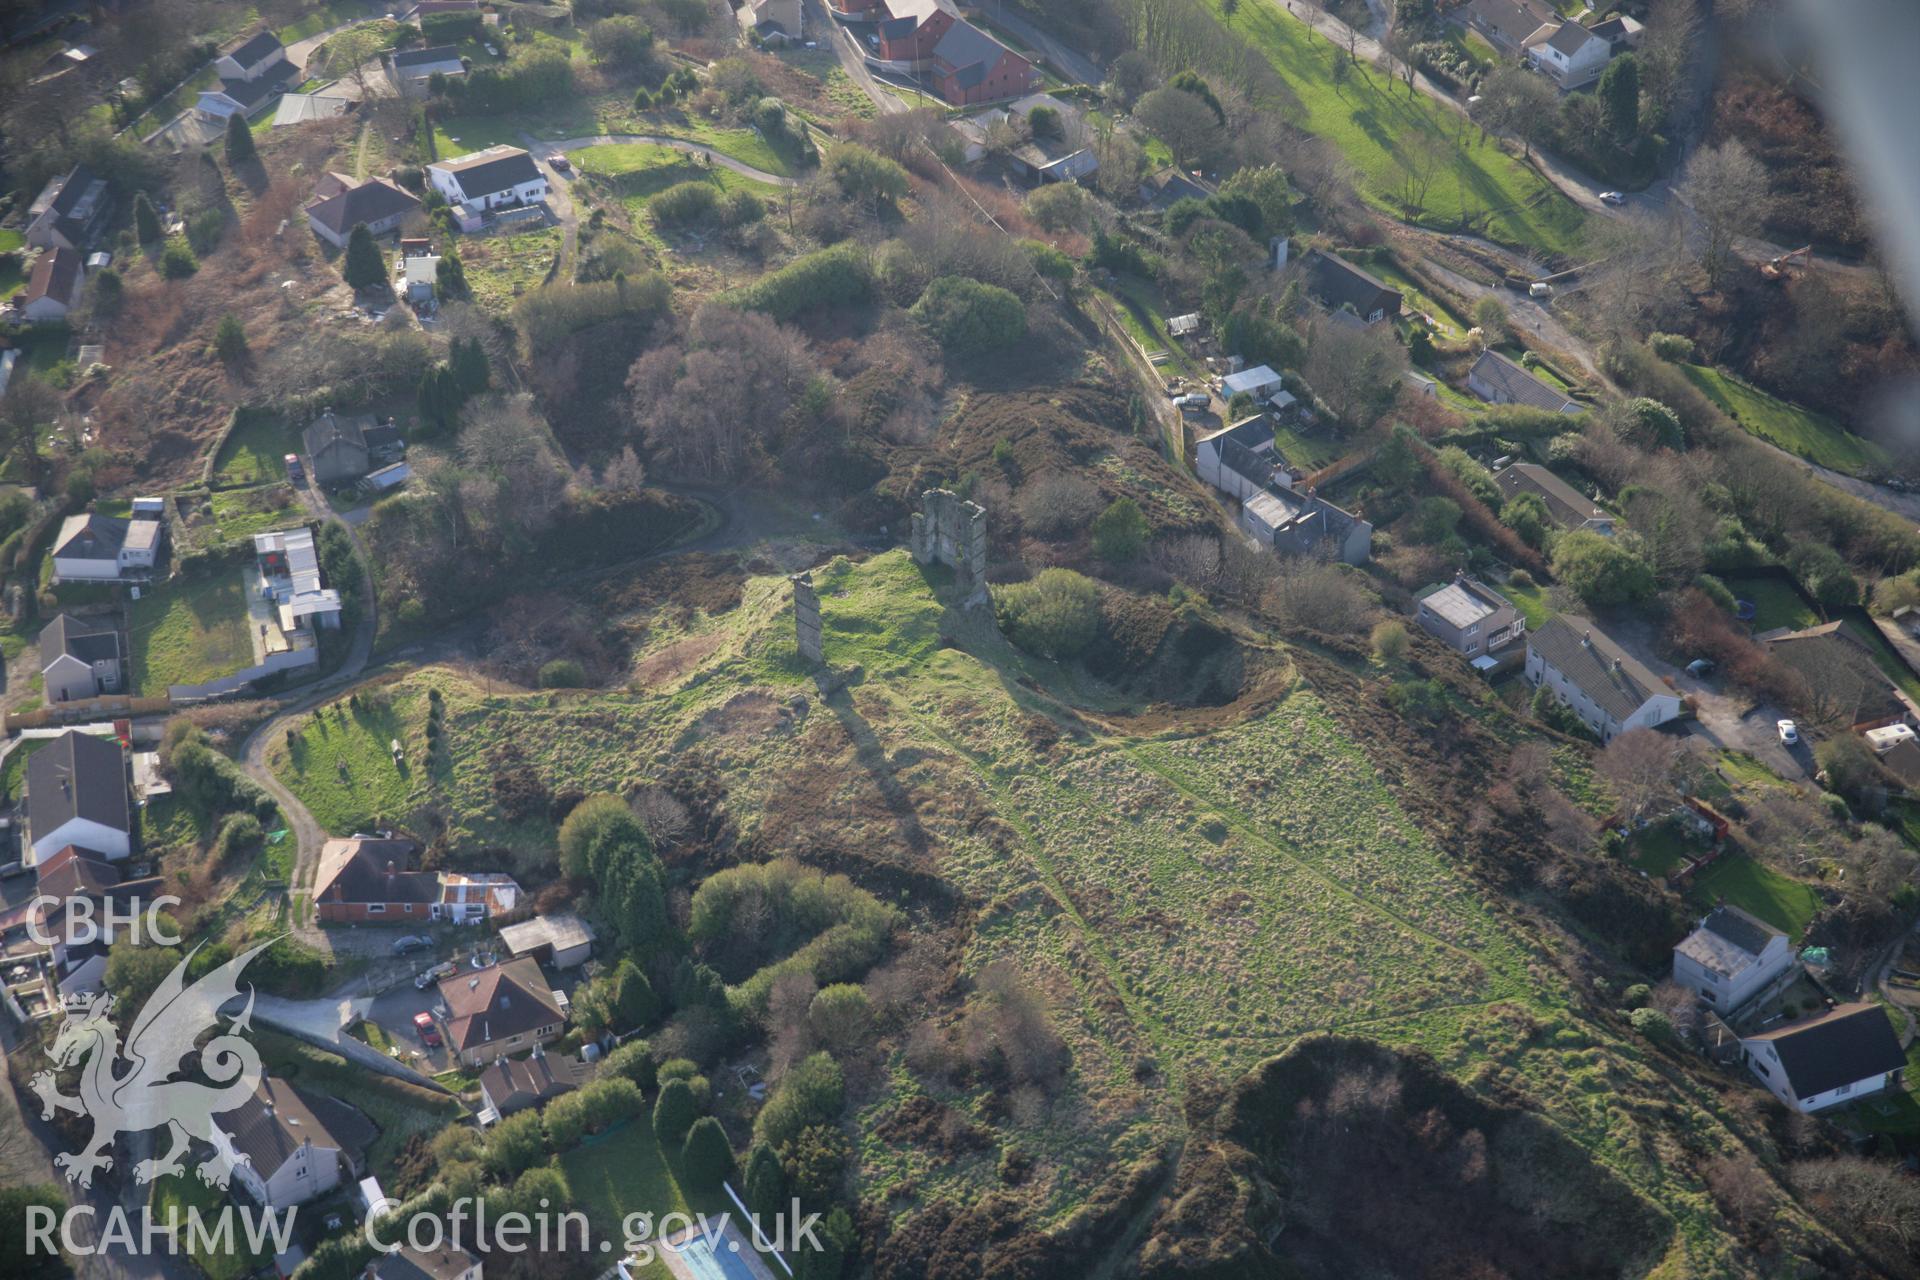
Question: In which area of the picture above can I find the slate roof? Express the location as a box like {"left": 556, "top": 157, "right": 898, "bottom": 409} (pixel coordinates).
{"left": 1461, "top": 0, "right": 1556, "bottom": 45}
{"left": 1246, "top": 484, "right": 1368, "bottom": 557}
{"left": 1470, "top": 350, "right": 1579, "bottom": 413}
{"left": 1763, "top": 624, "right": 1906, "bottom": 725}
{"left": 27, "top": 731, "right": 129, "bottom": 839}
{"left": 363, "top": 423, "right": 404, "bottom": 454}
{"left": 1216, "top": 437, "right": 1276, "bottom": 488}
{"left": 1301, "top": 251, "right": 1401, "bottom": 319}
{"left": 219, "top": 1077, "right": 367, "bottom": 1177}
{"left": 933, "top": 18, "right": 1011, "bottom": 83}
{"left": 40, "top": 612, "right": 121, "bottom": 667}
{"left": 53, "top": 512, "right": 129, "bottom": 561}
{"left": 1208, "top": 414, "right": 1276, "bottom": 453}
{"left": 432, "top": 146, "right": 542, "bottom": 200}
{"left": 479, "top": 1049, "right": 583, "bottom": 1114}
{"left": 1675, "top": 905, "right": 1783, "bottom": 978}
{"left": 440, "top": 957, "right": 564, "bottom": 1051}
{"left": 30, "top": 166, "right": 109, "bottom": 245}
{"left": 226, "top": 31, "right": 286, "bottom": 68}
{"left": 1540, "top": 21, "right": 1602, "bottom": 55}
{"left": 305, "top": 410, "right": 369, "bottom": 456}
{"left": 1527, "top": 615, "right": 1668, "bottom": 724}
{"left": 1744, "top": 1003, "right": 1908, "bottom": 1101}
{"left": 1492, "top": 463, "right": 1607, "bottom": 530}
{"left": 210, "top": 67, "right": 292, "bottom": 110}
{"left": 312, "top": 837, "right": 438, "bottom": 905}
{"left": 25, "top": 247, "right": 82, "bottom": 309}
{"left": 391, "top": 44, "right": 464, "bottom": 71}
{"left": 372, "top": 1244, "right": 478, "bottom": 1280}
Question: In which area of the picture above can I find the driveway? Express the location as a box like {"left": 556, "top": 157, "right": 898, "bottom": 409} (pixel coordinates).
{"left": 812, "top": 0, "right": 907, "bottom": 115}
{"left": 982, "top": 6, "right": 1104, "bottom": 84}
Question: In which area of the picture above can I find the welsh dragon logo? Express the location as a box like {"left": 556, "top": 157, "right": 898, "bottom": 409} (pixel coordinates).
{"left": 30, "top": 940, "right": 273, "bottom": 1190}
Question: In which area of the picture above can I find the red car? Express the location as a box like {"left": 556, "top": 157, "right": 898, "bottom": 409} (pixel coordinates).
{"left": 412, "top": 1012, "right": 442, "bottom": 1048}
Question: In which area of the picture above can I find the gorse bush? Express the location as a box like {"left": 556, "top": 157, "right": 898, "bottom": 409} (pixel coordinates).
{"left": 725, "top": 243, "right": 872, "bottom": 321}
{"left": 688, "top": 859, "right": 900, "bottom": 1014}
{"left": 995, "top": 568, "right": 1101, "bottom": 659}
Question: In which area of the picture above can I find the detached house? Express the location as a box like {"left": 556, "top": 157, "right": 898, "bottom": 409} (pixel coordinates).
{"left": 312, "top": 838, "right": 439, "bottom": 923}
{"left": 25, "top": 731, "right": 131, "bottom": 866}
{"left": 1414, "top": 574, "right": 1524, "bottom": 664}
{"left": 1459, "top": 0, "right": 1556, "bottom": 52}
{"left": 52, "top": 509, "right": 163, "bottom": 582}
{"left": 1492, "top": 462, "right": 1614, "bottom": 535}
{"left": 365, "top": 1243, "right": 481, "bottom": 1280}
{"left": 1300, "top": 251, "right": 1402, "bottom": 326}
{"left": 427, "top": 147, "right": 548, "bottom": 223}
{"left": 1525, "top": 615, "right": 1682, "bottom": 742}
{"left": 438, "top": 958, "right": 567, "bottom": 1067}
{"left": 199, "top": 33, "right": 297, "bottom": 121}
{"left": 304, "top": 176, "right": 422, "bottom": 250}
{"left": 738, "top": 0, "right": 803, "bottom": 43}
{"left": 837, "top": 0, "right": 1034, "bottom": 106}
{"left": 1525, "top": 20, "right": 1614, "bottom": 89}
{"left": 303, "top": 409, "right": 376, "bottom": 483}
{"left": 1467, "top": 351, "right": 1582, "bottom": 415}
{"left": 25, "top": 165, "right": 111, "bottom": 251}
{"left": 1673, "top": 905, "right": 1795, "bottom": 1015}
{"left": 387, "top": 45, "right": 466, "bottom": 98}
{"left": 1741, "top": 1003, "right": 1907, "bottom": 1115}
{"left": 40, "top": 613, "right": 123, "bottom": 702}
{"left": 218, "top": 1076, "right": 373, "bottom": 1211}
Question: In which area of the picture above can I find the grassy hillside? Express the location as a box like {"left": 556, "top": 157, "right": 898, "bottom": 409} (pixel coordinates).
{"left": 1682, "top": 364, "right": 1891, "bottom": 477}
{"left": 1203, "top": 1, "right": 1589, "bottom": 256}
{"left": 269, "top": 549, "right": 1845, "bottom": 1269}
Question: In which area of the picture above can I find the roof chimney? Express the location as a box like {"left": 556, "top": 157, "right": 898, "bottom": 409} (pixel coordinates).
{"left": 1582, "top": 630, "right": 1592, "bottom": 647}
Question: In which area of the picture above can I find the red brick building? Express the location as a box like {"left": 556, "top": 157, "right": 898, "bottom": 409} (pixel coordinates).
{"left": 834, "top": 0, "right": 1035, "bottom": 106}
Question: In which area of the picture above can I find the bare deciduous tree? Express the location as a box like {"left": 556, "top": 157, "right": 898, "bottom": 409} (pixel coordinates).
{"left": 1599, "top": 729, "right": 1682, "bottom": 825}
{"left": 1679, "top": 140, "right": 1769, "bottom": 287}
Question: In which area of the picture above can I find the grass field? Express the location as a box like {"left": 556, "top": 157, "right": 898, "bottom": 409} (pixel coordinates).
{"left": 560, "top": 1119, "right": 734, "bottom": 1278}
{"left": 1687, "top": 853, "right": 1821, "bottom": 940}
{"left": 268, "top": 685, "right": 428, "bottom": 834}
{"left": 571, "top": 142, "right": 789, "bottom": 209}
{"left": 1717, "top": 572, "right": 1820, "bottom": 633}
{"left": 435, "top": 107, "right": 799, "bottom": 178}
{"left": 463, "top": 225, "right": 564, "bottom": 314}
{"left": 1627, "top": 822, "right": 1694, "bottom": 877}
{"left": 1356, "top": 254, "right": 1469, "bottom": 338}
{"left": 1206, "top": 1, "right": 1589, "bottom": 256}
{"left": 1681, "top": 364, "right": 1891, "bottom": 477}
{"left": 266, "top": 551, "right": 1778, "bottom": 1267}
{"left": 127, "top": 571, "right": 254, "bottom": 692}
{"left": 212, "top": 410, "right": 293, "bottom": 489}
{"left": 0, "top": 228, "right": 24, "bottom": 295}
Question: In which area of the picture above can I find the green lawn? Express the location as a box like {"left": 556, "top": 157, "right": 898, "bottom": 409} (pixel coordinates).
{"left": 1681, "top": 365, "right": 1890, "bottom": 478}
{"left": 267, "top": 686, "right": 428, "bottom": 834}
{"left": 127, "top": 571, "right": 255, "bottom": 692}
{"left": 1716, "top": 573, "right": 1819, "bottom": 633}
{"left": 571, "top": 142, "right": 789, "bottom": 205}
{"left": 0, "top": 228, "right": 24, "bottom": 296}
{"left": 212, "top": 410, "right": 294, "bottom": 489}
{"left": 1355, "top": 254, "right": 1469, "bottom": 338}
{"left": 1100, "top": 274, "right": 1198, "bottom": 378}
{"left": 1500, "top": 576, "right": 1553, "bottom": 628}
{"left": 1627, "top": 823, "right": 1693, "bottom": 878}
{"left": 1206, "top": 1, "right": 1589, "bottom": 255}
{"left": 1687, "top": 854, "right": 1821, "bottom": 941}
{"left": 274, "top": 1, "right": 368, "bottom": 43}
{"left": 150, "top": 1172, "right": 268, "bottom": 1280}
{"left": 560, "top": 1118, "right": 735, "bottom": 1279}
{"left": 463, "top": 225, "right": 564, "bottom": 314}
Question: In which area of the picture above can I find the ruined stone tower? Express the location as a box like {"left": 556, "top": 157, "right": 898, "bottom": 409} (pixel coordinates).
{"left": 910, "top": 489, "right": 988, "bottom": 605}
{"left": 791, "top": 571, "right": 823, "bottom": 665}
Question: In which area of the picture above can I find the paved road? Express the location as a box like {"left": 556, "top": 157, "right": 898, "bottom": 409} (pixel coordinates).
{"left": 813, "top": 0, "right": 907, "bottom": 116}
{"left": 981, "top": 6, "right": 1103, "bottom": 85}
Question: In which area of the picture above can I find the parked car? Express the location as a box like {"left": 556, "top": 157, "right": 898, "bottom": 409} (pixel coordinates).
{"left": 551, "top": 154, "right": 572, "bottom": 173}
{"left": 1175, "top": 393, "right": 1210, "bottom": 411}
{"left": 1685, "top": 659, "right": 1715, "bottom": 678}
{"left": 1528, "top": 282, "right": 1554, "bottom": 299}
{"left": 1777, "top": 719, "right": 1800, "bottom": 746}
{"left": 284, "top": 453, "right": 305, "bottom": 484}
{"left": 412, "top": 1012, "right": 442, "bottom": 1048}
{"left": 391, "top": 935, "right": 431, "bottom": 955}
{"left": 415, "top": 960, "right": 457, "bottom": 990}
{"left": 1598, "top": 191, "right": 1626, "bottom": 206}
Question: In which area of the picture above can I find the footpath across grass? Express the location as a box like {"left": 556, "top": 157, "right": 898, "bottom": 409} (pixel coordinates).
{"left": 1682, "top": 364, "right": 1890, "bottom": 477}
{"left": 1204, "top": 1, "right": 1588, "bottom": 256}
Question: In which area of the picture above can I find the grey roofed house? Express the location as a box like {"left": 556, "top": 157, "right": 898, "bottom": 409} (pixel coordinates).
{"left": 53, "top": 512, "right": 130, "bottom": 562}
{"left": 1241, "top": 484, "right": 1372, "bottom": 564}
{"left": 1217, "top": 436, "right": 1277, "bottom": 488}
{"left": 312, "top": 837, "right": 439, "bottom": 907}
{"left": 27, "top": 731, "right": 130, "bottom": 840}
{"left": 1467, "top": 350, "right": 1582, "bottom": 414}
{"left": 41, "top": 613, "right": 121, "bottom": 667}
{"left": 1460, "top": 0, "right": 1556, "bottom": 48}
{"left": 207, "top": 69, "right": 292, "bottom": 112}
{"left": 363, "top": 422, "right": 405, "bottom": 459}
{"left": 932, "top": 18, "right": 1007, "bottom": 84}
{"left": 1675, "top": 905, "right": 1783, "bottom": 979}
{"left": 26, "top": 164, "right": 111, "bottom": 250}
{"left": 1300, "top": 251, "right": 1402, "bottom": 324}
{"left": 1527, "top": 615, "right": 1665, "bottom": 724}
{"left": 225, "top": 30, "right": 287, "bottom": 70}
{"left": 370, "top": 1243, "right": 481, "bottom": 1280}
{"left": 392, "top": 44, "right": 464, "bottom": 70}
{"left": 1762, "top": 622, "right": 1908, "bottom": 726}
{"left": 304, "top": 410, "right": 376, "bottom": 483}
{"left": 1492, "top": 462, "right": 1612, "bottom": 532}
{"left": 1742, "top": 1003, "right": 1908, "bottom": 1100}
{"left": 1544, "top": 21, "right": 1597, "bottom": 56}
{"left": 478, "top": 1047, "right": 584, "bottom": 1117}
{"left": 434, "top": 147, "right": 543, "bottom": 200}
